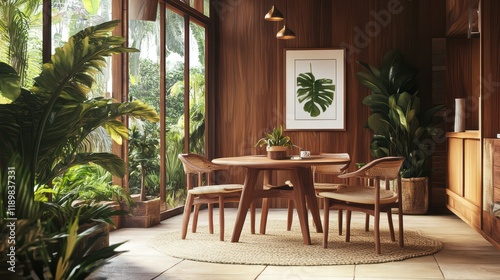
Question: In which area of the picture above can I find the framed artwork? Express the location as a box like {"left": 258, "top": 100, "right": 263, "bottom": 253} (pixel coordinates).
{"left": 285, "top": 48, "right": 346, "bottom": 130}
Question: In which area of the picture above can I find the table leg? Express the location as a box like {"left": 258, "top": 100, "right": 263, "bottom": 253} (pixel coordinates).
{"left": 260, "top": 170, "right": 272, "bottom": 234}
{"left": 291, "top": 169, "right": 311, "bottom": 245}
{"left": 231, "top": 168, "right": 259, "bottom": 242}
{"left": 299, "top": 167, "right": 323, "bottom": 233}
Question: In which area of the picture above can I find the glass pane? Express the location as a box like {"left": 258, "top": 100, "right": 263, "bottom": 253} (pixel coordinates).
{"left": 179, "top": 0, "right": 209, "bottom": 17}
{"left": 165, "top": 8, "right": 186, "bottom": 209}
{"left": 0, "top": 1, "right": 43, "bottom": 102}
{"left": 51, "top": 0, "right": 112, "bottom": 152}
{"left": 128, "top": 15, "right": 161, "bottom": 199}
{"left": 188, "top": 21, "right": 206, "bottom": 154}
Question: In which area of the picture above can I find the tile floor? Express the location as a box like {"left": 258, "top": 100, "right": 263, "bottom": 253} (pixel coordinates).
{"left": 89, "top": 209, "right": 500, "bottom": 280}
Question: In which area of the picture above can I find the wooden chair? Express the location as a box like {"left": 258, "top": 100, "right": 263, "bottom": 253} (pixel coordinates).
{"left": 318, "top": 156, "right": 405, "bottom": 254}
{"left": 178, "top": 153, "right": 255, "bottom": 241}
{"left": 286, "top": 153, "right": 351, "bottom": 231}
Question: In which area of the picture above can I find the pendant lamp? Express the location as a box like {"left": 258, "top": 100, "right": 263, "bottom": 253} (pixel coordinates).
{"left": 265, "top": 5, "right": 284, "bottom": 21}
{"left": 276, "top": 24, "right": 296, "bottom": 40}
{"left": 276, "top": 1, "right": 295, "bottom": 40}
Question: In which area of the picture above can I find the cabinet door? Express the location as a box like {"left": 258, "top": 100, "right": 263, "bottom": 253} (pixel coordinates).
{"left": 464, "top": 139, "right": 481, "bottom": 206}
{"left": 448, "top": 137, "right": 464, "bottom": 196}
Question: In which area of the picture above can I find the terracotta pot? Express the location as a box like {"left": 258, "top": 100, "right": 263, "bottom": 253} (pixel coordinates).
{"left": 266, "top": 146, "right": 289, "bottom": 160}
{"left": 122, "top": 195, "right": 161, "bottom": 227}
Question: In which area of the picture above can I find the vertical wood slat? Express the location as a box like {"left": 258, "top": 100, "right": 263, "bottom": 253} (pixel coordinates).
{"left": 464, "top": 139, "right": 481, "bottom": 205}
{"left": 447, "top": 137, "right": 464, "bottom": 196}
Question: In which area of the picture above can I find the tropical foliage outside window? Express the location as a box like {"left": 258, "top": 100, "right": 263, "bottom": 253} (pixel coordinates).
{"left": 1, "top": 0, "right": 210, "bottom": 210}
{"left": 0, "top": 0, "right": 43, "bottom": 103}
{"left": 128, "top": 5, "right": 208, "bottom": 209}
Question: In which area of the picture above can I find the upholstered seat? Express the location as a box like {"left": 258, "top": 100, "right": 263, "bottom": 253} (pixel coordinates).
{"left": 318, "top": 156, "right": 405, "bottom": 254}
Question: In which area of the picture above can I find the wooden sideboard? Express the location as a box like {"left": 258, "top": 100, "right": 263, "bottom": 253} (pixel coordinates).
{"left": 445, "top": 0, "right": 500, "bottom": 249}
{"left": 446, "top": 131, "right": 481, "bottom": 229}
{"left": 483, "top": 139, "right": 500, "bottom": 246}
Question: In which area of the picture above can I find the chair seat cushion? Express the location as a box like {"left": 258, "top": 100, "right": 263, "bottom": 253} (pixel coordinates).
{"left": 318, "top": 185, "right": 397, "bottom": 205}
{"left": 188, "top": 184, "right": 243, "bottom": 195}
{"left": 313, "top": 183, "right": 346, "bottom": 191}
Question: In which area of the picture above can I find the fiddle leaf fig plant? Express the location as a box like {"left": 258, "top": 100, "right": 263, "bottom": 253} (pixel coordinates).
{"left": 296, "top": 64, "right": 335, "bottom": 117}
{"left": 356, "top": 50, "right": 444, "bottom": 178}
{"left": 255, "top": 125, "right": 293, "bottom": 148}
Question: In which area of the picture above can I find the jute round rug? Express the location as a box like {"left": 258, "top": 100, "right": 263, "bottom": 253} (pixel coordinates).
{"left": 148, "top": 220, "right": 442, "bottom": 266}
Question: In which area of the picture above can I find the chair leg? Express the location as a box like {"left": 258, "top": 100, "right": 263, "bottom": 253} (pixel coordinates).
{"left": 208, "top": 203, "right": 214, "bottom": 234}
{"left": 192, "top": 204, "right": 201, "bottom": 233}
{"left": 287, "top": 199, "right": 294, "bottom": 231}
{"left": 398, "top": 205, "right": 404, "bottom": 248}
{"left": 250, "top": 202, "right": 256, "bottom": 234}
{"left": 387, "top": 210, "right": 395, "bottom": 242}
{"left": 338, "top": 209, "right": 343, "bottom": 236}
{"left": 219, "top": 196, "right": 225, "bottom": 241}
{"left": 181, "top": 193, "right": 194, "bottom": 239}
{"left": 345, "top": 210, "right": 351, "bottom": 242}
{"left": 365, "top": 214, "right": 370, "bottom": 232}
{"left": 322, "top": 198, "right": 330, "bottom": 248}
{"left": 374, "top": 207, "right": 381, "bottom": 254}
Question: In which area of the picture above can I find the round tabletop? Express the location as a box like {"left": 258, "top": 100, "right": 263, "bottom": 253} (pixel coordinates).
{"left": 212, "top": 155, "right": 350, "bottom": 169}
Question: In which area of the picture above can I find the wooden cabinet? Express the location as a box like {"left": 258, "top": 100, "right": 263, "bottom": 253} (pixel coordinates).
{"left": 483, "top": 139, "right": 500, "bottom": 246}
{"left": 446, "top": 131, "right": 481, "bottom": 229}
{"left": 445, "top": 0, "right": 500, "bottom": 249}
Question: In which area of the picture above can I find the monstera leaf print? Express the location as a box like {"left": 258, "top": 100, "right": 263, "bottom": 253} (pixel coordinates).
{"left": 296, "top": 65, "right": 335, "bottom": 117}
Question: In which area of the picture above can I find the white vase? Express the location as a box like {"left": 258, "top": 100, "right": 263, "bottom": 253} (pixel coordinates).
{"left": 454, "top": 98, "right": 466, "bottom": 132}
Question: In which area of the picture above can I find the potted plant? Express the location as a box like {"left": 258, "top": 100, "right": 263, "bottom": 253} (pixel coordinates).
{"left": 0, "top": 20, "right": 159, "bottom": 278}
{"left": 51, "top": 164, "right": 136, "bottom": 231}
{"left": 356, "top": 50, "right": 444, "bottom": 214}
{"left": 122, "top": 124, "right": 161, "bottom": 228}
{"left": 255, "top": 125, "right": 293, "bottom": 160}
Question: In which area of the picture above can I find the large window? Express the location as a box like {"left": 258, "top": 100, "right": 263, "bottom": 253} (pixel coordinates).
{"left": 1, "top": 0, "right": 211, "bottom": 211}
{"left": 127, "top": 2, "right": 210, "bottom": 209}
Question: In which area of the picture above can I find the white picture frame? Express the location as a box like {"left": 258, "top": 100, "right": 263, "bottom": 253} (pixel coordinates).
{"left": 285, "top": 48, "right": 346, "bottom": 130}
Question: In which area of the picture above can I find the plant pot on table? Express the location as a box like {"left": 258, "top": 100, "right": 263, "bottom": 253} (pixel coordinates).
{"left": 266, "top": 146, "right": 289, "bottom": 160}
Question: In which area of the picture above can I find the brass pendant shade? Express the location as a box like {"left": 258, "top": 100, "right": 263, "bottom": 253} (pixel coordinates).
{"left": 264, "top": 1, "right": 295, "bottom": 40}
{"left": 265, "top": 5, "right": 284, "bottom": 21}
{"left": 276, "top": 25, "right": 296, "bottom": 40}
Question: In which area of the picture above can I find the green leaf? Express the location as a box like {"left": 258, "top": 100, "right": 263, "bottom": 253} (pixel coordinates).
{"left": 0, "top": 62, "right": 21, "bottom": 102}
{"left": 367, "top": 113, "right": 390, "bottom": 135}
{"left": 355, "top": 72, "right": 388, "bottom": 95}
{"left": 362, "top": 93, "right": 389, "bottom": 113}
{"left": 83, "top": 0, "right": 100, "bottom": 15}
{"left": 296, "top": 65, "right": 335, "bottom": 117}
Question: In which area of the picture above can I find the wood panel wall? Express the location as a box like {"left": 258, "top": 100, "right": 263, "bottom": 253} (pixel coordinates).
{"left": 445, "top": 37, "right": 480, "bottom": 131}
{"left": 213, "top": 0, "right": 446, "bottom": 208}
{"left": 481, "top": 0, "right": 500, "bottom": 138}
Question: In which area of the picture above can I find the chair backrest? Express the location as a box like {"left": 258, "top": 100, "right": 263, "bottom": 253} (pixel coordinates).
{"left": 178, "top": 153, "right": 228, "bottom": 174}
{"left": 313, "top": 153, "right": 351, "bottom": 176}
{"left": 178, "top": 153, "right": 229, "bottom": 188}
{"left": 339, "top": 156, "right": 404, "bottom": 181}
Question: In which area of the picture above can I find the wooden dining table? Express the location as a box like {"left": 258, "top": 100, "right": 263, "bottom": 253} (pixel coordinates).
{"left": 212, "top": 155, "right": 351, "bottom": 245}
